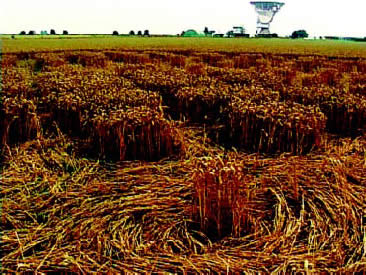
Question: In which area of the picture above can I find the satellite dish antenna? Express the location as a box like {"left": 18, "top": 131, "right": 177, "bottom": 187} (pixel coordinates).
{"left": 250, "top": 1, "right": 285, "bottom": 35}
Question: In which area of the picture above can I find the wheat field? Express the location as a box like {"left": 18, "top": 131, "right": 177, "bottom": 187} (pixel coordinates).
{"left": 1, "top": 37, "right": 366, "bottom": 273}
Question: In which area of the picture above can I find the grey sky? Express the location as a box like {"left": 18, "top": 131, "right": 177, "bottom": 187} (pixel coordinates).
{"left": 1, "top": 0, "right": 365, "bottom": 37}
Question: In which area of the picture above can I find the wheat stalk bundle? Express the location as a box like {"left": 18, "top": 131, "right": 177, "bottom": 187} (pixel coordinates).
{"left": 0, "top": 97, "right": 40, "bottom": 147}
{"left": 92, "top": 106, "right": 181, "bottom": 161}
{"left": 228, "top": 98, "right": 326, "bottom": 154}
{"left": 65, "top": 51, "right": 108, "bottom": 68}
{"left": 175, "top": 84, "right": 230, "bottom": 123}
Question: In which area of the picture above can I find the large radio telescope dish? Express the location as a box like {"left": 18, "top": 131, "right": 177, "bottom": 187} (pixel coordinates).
{"left": 250, "top": 1, "right": 285, "bottom": 35}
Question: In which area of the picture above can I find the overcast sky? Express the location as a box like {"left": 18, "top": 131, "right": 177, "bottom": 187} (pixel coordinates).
{"left": 1, "top": 0, "right": 365, "bottom": 37}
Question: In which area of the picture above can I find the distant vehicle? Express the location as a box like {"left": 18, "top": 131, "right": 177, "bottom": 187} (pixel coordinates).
{"left": 233, "top": 26, "right": 245, "bottom": 35}
{"left": 227, "top": 26, "right": 249, "bottom": 38}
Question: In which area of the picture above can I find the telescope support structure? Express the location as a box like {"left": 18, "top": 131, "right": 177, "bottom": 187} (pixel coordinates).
{"left": 250, "top": 1, "right": 285, "bottom": 35}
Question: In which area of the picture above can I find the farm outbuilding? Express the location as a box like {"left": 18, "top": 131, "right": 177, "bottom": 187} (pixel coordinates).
{"left": 182, "top": 29, "right": 205, "bottom": 37}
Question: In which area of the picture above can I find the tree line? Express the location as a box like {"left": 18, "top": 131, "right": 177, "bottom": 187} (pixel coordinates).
{"left": 18, "top": 28, "right": 312, "bottom": 39}
{"left": 113, "top": 30, "right": 150, "bottom": 36}
{"left": 19, "top": 29, "right": 150, "bottom": 36}
{"left": 20, "top": 29, "right": 68, "bottom": 35}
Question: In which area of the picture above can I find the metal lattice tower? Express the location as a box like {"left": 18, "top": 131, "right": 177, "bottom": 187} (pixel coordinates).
{"left": 250, "top": 1, "right": 285, "bottom": 35}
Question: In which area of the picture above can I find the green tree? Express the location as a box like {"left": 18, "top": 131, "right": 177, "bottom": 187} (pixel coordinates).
{"left": 291, "top": 30, "right": 309, "bottom": 39}
{"left": 204, "top": 27, "right": 209, "bottom": 36}
{"left": 226, "top": 30, "right": 234, "bottom": 38}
